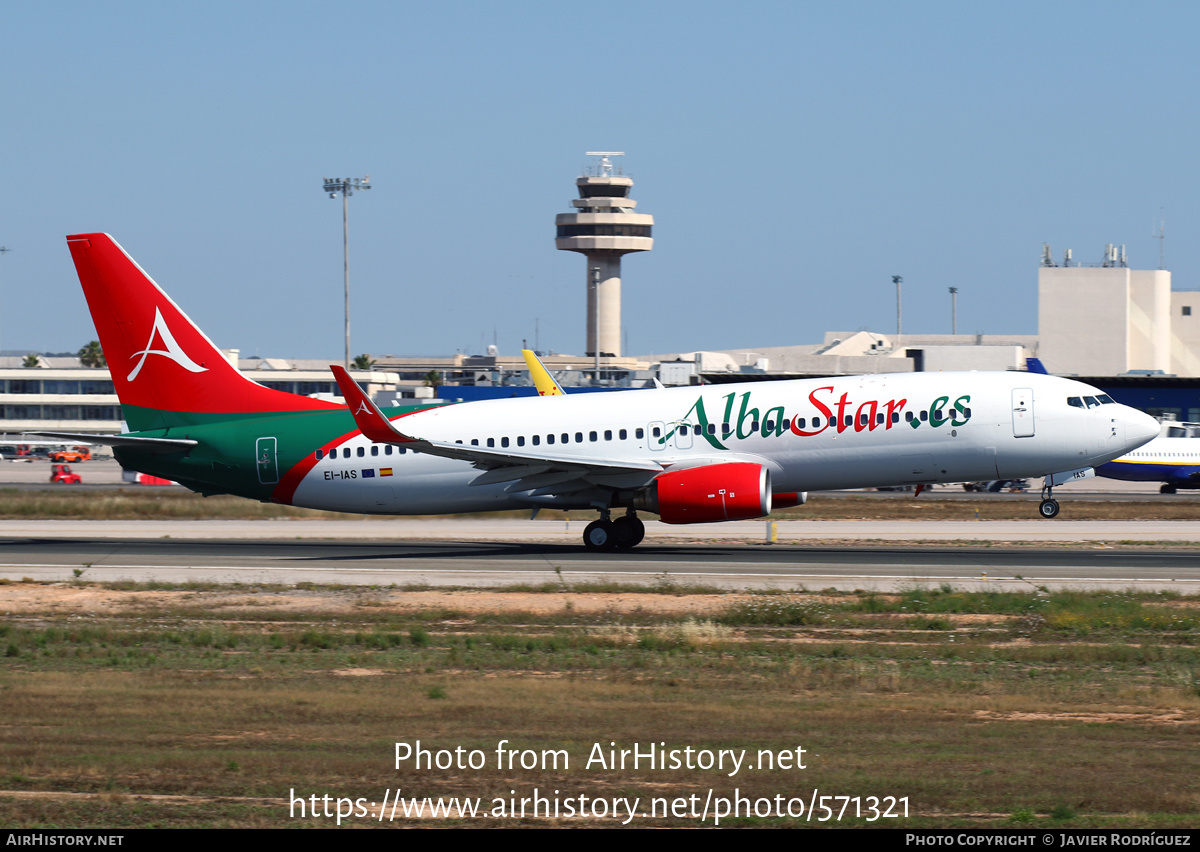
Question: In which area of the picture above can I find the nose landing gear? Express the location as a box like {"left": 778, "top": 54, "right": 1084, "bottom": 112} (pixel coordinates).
{"left": 1038, "top": 483, "right": 1060, "bottom": 519}
{"left": 582, "top": 510, "right": 645, "bottom": 551}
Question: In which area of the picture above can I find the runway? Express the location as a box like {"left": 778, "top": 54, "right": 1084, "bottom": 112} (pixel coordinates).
{"left": 4, "top": 460, "right": 1198, "bottom": 591}
{"left": 5, "top": 457, "right": 1198, "bottom": 500}
{"left": 1, "top": 519, "right": 1197, "bottom": 591}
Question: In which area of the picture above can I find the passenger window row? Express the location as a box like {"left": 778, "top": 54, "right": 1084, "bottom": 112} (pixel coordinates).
{"left": 462, "top": 427, "right": 643, "bottom": 448}
{"left": 315, "top": 427, "right": 651, "bottom": 459}
{"left": 312, "top": 406, "right": 979, "bottom": 460}
{"left": 316, "top": 445, "right": 410, "bottom": 460}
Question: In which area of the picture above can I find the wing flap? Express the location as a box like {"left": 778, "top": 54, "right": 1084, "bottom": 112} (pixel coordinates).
{"left": 470, "top": 465, "right": 554, "bottom": 486}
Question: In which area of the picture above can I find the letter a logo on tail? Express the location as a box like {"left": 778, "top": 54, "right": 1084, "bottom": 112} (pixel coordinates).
{"left": 127, "top": 307, "right": 210, "bottom": 381}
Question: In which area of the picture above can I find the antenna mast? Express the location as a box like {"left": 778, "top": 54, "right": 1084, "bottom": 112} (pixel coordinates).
{"left": 1153, "top": 213, "right": 1166, "bottom": 270}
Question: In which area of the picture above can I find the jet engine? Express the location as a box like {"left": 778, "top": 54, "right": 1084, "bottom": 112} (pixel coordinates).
{"left": 771, "top": 491, "right": 808, "bottom": 509}
{"left": 637, "top": 462, "right": 772, "bottom": 524}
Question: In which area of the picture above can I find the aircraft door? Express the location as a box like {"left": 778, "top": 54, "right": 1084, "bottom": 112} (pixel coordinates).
{"left": 1012, "top": 388, "right": 1034, "bottom": 438}
{"left": 648, "top": 422, "right": 666, "bottom": 451}
{"left": 256, "top": 437, "right": 279, "bottom": 484}
{"left": 674, "top": 420, "right": 694, "bottom": 450}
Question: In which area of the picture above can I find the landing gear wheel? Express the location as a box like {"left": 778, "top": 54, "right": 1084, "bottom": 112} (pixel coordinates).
{"left": 611, "top": 516, "right": 645, "bottom": 550}
{"left": 1161, "top": 484, "right": 1178, "bottom": 495}
{"left": 583, "top": 519, "right": 616, "bottom": 551}
{"left": 1038, "top": 499, "right": 1060, "bottom": 519}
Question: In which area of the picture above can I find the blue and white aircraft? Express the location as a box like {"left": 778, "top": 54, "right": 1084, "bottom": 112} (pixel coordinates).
{"left": 1097, "top": 422, "right": 1200, "bottom": 493}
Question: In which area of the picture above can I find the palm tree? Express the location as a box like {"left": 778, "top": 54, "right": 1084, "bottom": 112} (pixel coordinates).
{"left": 423, "top": 370, "right": 443, "bottom": 395}
{"left": 352, "top": 353, "right": 376, "bottom": 370}
{"left": 22, "top": 353, "right": 40, "bottom": 369}
{"left": 78, "top": 341, "right": 106, "bottom": 368}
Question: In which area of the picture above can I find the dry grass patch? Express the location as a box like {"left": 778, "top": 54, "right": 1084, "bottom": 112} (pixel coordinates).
{"left": 1, "top": 585, "right": 1199, "bottom": 827}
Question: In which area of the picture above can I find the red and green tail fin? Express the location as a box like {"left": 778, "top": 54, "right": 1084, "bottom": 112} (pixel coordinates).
{"left": 66, "top": 233, "right": 341, "bottom": 432}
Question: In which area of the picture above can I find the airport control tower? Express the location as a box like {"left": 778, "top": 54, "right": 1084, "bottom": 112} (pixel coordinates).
{"left": 555, "top": 152, "right": 653, "bottom": 357}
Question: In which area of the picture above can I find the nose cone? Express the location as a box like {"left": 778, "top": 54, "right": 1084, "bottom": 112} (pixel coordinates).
{"left": 1122, "top": 407, "right": 1159, "bottom": 452}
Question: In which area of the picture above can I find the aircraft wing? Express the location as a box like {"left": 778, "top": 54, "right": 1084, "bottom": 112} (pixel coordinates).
{"left": 329, "top": 367, "right": 663, "bottom": 493}
{"left": 32, "top": 431, "right": 198, "bottom": 454}
{"left": 522, "top": 349, "right": 566, "bottom": 396}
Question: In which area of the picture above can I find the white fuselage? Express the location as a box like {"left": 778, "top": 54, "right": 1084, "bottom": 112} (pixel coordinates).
{"left": 290, "top": 371, "right": 1159, "bottom": 515}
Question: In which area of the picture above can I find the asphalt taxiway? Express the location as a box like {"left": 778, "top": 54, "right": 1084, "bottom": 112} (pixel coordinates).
{"left": 3, "top": 459, "right": 1197, "bottom": 592}
{"left": 1, "top": 519, "right": 1196, "bottom": 592}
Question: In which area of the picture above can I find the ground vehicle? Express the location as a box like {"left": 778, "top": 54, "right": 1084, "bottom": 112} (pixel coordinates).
{"left": 3, "top": 444, "right": 51, "bottom": 460}
{"left": 962, "top": 479, "right": 1029, "bottom": 492}
{"left": 50, "top": 446, "right": 92, "bottom": 463}
{"left": 50, "top": 464, "right": 81, "bottom": 484}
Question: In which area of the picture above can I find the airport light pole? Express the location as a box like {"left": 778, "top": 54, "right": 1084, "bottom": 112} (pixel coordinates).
{"left": 949, "top": 287, "right": 958, "bottom": 335}
{"left": 322, "top": 176, "right": 371, "bottom": 370}
{"left": 892, "top": 275, "right": 902, "bottom": 345}
{"left": 0, "top": 246, "right": 9, "bottom": 355}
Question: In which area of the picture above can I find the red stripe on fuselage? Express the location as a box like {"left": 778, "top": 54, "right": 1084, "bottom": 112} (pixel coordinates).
{"left": 269, "top": 406, "right": 444, "bottom": 505}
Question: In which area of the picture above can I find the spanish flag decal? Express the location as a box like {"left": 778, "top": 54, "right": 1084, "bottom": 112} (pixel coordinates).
{"left": 380, "top": 468, "right": 394, "bottom": 477}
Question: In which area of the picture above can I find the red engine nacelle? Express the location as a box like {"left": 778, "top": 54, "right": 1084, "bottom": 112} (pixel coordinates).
{"left": 647, "top": 462, "right": 772, "bottom": 524}
{"left": 771, "top": 491, "right": 808, "bottom": 509}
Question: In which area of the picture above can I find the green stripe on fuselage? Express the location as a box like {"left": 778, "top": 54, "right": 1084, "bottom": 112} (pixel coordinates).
{"left": 114, "top": 402, "right": 449, "bottom": 500}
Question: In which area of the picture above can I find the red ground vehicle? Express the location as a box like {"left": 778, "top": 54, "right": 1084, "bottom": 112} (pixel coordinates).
{"left": 50, "top": 464, "right": 82, "bottom": 484}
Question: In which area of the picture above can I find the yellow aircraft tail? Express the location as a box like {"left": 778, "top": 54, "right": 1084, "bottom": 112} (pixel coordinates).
{"left": 522, "top": 349, "right": 565, "bottom": 396}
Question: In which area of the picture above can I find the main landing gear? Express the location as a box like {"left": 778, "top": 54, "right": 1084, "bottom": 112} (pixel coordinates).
{"left": 1038, "top": 483, "right": 1060, "bottom": 519}
{"left": 583, "top": 510, "right": 646, "bottom": 551}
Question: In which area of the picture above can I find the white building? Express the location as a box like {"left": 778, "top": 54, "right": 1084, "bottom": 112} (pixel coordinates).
{"left": 1037, "top": 245, "right": 1178, "bottom": 376}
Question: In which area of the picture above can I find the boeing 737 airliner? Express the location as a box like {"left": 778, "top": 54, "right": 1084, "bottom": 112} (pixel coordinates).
{"left": 45, "top": 234, "right": 1160, "bottom": 550}
{"left": 1097, "top": 422, "right": 1200, "bottom": 493}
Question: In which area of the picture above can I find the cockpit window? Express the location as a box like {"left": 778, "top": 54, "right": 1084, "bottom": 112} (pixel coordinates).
{"left": 1096, "top": 394, "right": 1115, "bottom": 404}
{"left": 1067, "top": 397, "right": 1084, "bottom": 408}
{"left": 1084, "top": 396, "right": 1100, "bottom": 408}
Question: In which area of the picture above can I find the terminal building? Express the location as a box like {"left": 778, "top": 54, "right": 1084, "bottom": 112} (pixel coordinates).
{"left": 0, "top": 353, "right": 403, "bottom": 435}
{"left": 645, "top": 243, "right": 1200, "bottom": 421}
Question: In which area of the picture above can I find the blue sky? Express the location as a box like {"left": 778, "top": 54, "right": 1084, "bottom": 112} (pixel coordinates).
{"left": 2, "top": 1, "right": 1197, "bottom": 359}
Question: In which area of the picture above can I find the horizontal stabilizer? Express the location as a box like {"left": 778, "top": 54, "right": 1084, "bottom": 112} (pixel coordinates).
{"left": 32, "top": 431, "right": 197, "bottom": 454}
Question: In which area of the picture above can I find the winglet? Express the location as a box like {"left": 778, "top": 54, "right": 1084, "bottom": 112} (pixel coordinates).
{"left": 522, "top": 349, "right": 565, "bottom": 396}
{"left": 330, "top": 365, "right": 419, "bottom": 444}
